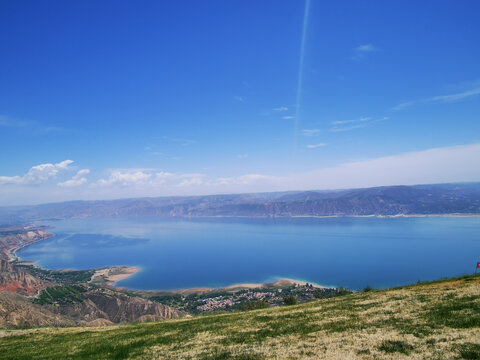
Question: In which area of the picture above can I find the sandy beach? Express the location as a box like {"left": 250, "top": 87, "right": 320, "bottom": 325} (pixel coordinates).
{"left": 90, "top": 266, "right": 140, "bottom": 287}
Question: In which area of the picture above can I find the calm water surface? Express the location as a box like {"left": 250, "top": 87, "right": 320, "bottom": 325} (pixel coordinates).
{"left": 18, "top": 217, "right": 480, "bottom": 290}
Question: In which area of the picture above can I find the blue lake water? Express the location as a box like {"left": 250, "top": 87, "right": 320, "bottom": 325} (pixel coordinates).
{"left": 17, "top": 216, "right": 480, "bottom": 290}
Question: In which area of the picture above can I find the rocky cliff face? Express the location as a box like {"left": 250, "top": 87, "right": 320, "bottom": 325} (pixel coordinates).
{"left": 51, "top": 288, "right": 184, "bottom": 325}
{"left": 0, "top": 291, "right": 74, "bottom": 328}
{"left": 0, "top": 260, "right": 44, "bottom": 293}
{"left": 0, "top": 284, "right": 184, "bottom": 328}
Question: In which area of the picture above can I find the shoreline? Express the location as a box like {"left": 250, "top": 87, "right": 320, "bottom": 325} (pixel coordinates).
{"left": 7, "top": 230, "right": 326, "bottom": 294}
{"left": 131, "top": 278, "right": 332, "bottom": 295}
{"left": 6, "top": 214, "right": 478, "bottom": 294}
{"left": 4, "top": 230, "right": 54, "bottom": 263}
{"left": 4, "top": 226, "right": 142, "bottom": 290}
{"left": 197, "top": 213, "right": 480, "bottom": 219}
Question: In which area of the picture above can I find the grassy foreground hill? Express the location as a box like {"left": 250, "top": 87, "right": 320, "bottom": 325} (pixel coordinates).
{"left": 1, "top": 275, "right": 479, "bottom": 359}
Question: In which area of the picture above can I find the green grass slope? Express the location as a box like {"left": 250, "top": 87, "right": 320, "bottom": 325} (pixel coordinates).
{"left": 1, "top": 275, "right": 479, "bottom": 359}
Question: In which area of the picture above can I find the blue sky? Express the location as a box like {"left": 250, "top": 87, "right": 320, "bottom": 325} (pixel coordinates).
{"left": 1, "top": 0, "right": 479, "bottom": 205}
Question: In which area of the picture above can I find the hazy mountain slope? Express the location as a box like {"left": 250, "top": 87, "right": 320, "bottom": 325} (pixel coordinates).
{"left": 1, "top": 275, "right": 479, "bottom": 359}
{"left": 2, "top": 182, "right": 479, "bottom": 220}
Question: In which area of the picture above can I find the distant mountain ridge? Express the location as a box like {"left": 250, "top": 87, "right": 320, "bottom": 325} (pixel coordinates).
{"left": 1, "top": 182, "right": 480, "bottom": 220}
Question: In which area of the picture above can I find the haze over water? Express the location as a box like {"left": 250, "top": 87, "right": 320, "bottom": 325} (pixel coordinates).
{"left": 18, "top": 217, "right": 480, "bottom": 290}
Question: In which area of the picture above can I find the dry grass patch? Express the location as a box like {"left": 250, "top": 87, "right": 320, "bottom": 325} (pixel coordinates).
{"left": 0, "top": 275, "right": 479, "bottom": 359}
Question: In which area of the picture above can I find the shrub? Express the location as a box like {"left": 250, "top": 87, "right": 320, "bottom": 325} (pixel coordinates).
{"left": 457, "top": 343, "right": 480, "bottom": 359}
{"left": 336, "top": 287, "right": 352, "bottom": 296}
{"left": 283, "top": 296, "right": 297, "bottom": 306}
{"left": 238, "top": 301, "right": 269, "bottom": 311}
{"left": 378, "top": 340, "right": 413, "bottom": 354}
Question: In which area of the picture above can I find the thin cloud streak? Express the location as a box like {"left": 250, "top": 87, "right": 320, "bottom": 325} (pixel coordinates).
{"left": 306, "top": 143, "right": 327, "bottom": 149}
{"left": 293, "top": 0, "right": 311, "bottom": 156}
{"left": 393, "top": 87, "right": 480, "bottom": 111}
{"left": 233, "top": 95, "right": 245, "bottom": 103}
{"left": 301, "top": 129, "right": 321, "bottom": 136}
{"left": 0, "top": 115, "right": 65, "bottom": 133}
{"left": 0, "top": 115, "right": 30, "bottom": 128}
{"left": 330, "top": 116, "right": 388, "bottom": 132}
{"left": 351, "top": 43, "right": 375, "bottom": 60}
{"left": 331, "top": 124, "right": 365, "bottom": 132}
{"left": 332, "top": 117, "right": 371, "bottom": 125}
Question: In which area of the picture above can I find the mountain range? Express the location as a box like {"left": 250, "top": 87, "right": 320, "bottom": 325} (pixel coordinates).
{"left": 1, "top": 182, "right": 480, "bottom": 221}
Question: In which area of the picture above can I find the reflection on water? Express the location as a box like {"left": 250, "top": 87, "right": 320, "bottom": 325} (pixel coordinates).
{"left": 18, "top": 216, "right": 480, "bottom": 290}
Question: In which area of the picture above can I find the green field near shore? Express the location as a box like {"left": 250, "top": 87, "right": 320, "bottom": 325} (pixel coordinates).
{"left": 1, "top": 275, "right": 479, "bottom": 359}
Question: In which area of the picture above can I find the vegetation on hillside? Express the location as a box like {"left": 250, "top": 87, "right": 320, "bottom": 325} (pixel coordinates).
{"left": 15, "top": 264, "right": 94, "bottom": 284}
{"left": 1, "top": 274, "right": 479, "bottom": 359}
{"left": 33, "top": 285, "right": 87, "bottom": 305}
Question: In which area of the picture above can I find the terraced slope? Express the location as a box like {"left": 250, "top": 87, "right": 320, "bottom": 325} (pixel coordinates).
{"left": 0, "top": 275, "right": 479, "bottom": 359}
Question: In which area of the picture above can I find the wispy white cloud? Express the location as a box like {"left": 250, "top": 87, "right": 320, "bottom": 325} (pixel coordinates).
{"left": 330, "top": 116, "right": 387, "bottom": 132}
{"left": 69, "top": 144, "right": 480, "bottom": 196}
{"left": 2, "top": 144, "right": 480, "bottom": 205}
{"left": 351, "top": 43, "right": 375, "bottom": 60}
{"left": 98, "top": 170, "right": 152, "bottom": 186}
{"left": 213, "top": 174, "right": 274, "bottom": 186}
{"left": 429, "top": 88, "right": 480, "bottom": 102}
{"left": 154, "top": 171, "right": 175, "bottom": 184}
{"left": 301, "top": 129, "right": 321, "bottom": 136}
{"left": 0, "top": 115, "right": 30, "bottom": 128}
{"left": 96, "top": 170, "right": 206, "bottom": 189}
{"left": 292, "top": 143, "right": 480, "bottom": 190}
{"left": 95, "top": 170, "right": 269, "bottom": 191}
{"left": 273, "top": 106, "right": 288, "bottom": 112}
{"left": 233, "top": 95, "right": 245, "bottom": 103}
{"left": 178, "top": 175, "right": 204, "bottom": 187}
{"left": 356, "top": 44, "right": 375, "bottom": 52}
{"left": 43, "top": 126, "right": 64, "bottom": 133}
{"left": 331, "top": 117, "right": 371, "bottom": 125}
{"left": 212, "top": 144, "right": 480, "bottom": 191}
{"left": 393, "top": 87, "right": 480, "bottom": 111}
{"left": 331, "top": 124, "right": 365, "bottom": 132}
{"left": 162, "top": 136, "right": 196, "bottom": 146}
{"left": 283, "top": 116, "right": 295, "bottom": 120}
{"left": 0, "top": 115, "right": 65, "bottom": 133}
{"left": 58, "top": 169, "right": 90, "bottom": 187}
{"left": 306, "top": 143, "right": 327, "bottom": 149}
{"left": 0, "top": 160, "right": 74, "bottom": 185}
